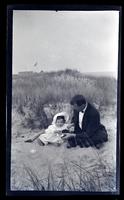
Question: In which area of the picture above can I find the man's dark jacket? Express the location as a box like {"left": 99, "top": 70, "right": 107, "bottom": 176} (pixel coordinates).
{"left": 72, "top": 103, "right": 107, "bottom": 139}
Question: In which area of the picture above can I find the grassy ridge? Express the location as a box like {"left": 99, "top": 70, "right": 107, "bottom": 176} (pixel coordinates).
{"left": 12, "top": 69, "right": 117, "bottom": 129}
{"left": 12, "top": 69, "right": 117, "bottom": 106}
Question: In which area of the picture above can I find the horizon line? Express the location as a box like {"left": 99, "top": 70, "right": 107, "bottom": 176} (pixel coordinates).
{"left": 13, "top": 69, "right": 117, "bottom": 75}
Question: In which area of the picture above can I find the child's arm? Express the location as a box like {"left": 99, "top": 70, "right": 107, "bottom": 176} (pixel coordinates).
{"left": 60, "top": 124, "right": 75, "bottom": 138}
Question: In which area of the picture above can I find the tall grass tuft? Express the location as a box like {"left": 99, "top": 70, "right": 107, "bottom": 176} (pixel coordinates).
{"left": 23, "top": 158, "right": 116, "bottom": 191}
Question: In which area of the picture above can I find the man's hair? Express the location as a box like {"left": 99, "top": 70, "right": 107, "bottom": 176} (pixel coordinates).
{"left": 70, "top": 95, "right": 86, "bottom": 106}
{"left": 56, "top": 116, "right": 65, "bottom": 122}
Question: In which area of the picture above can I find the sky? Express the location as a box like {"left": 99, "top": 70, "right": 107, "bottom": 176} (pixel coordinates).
{"left": 13, "top": 10, "right": 119, "bottom": 76}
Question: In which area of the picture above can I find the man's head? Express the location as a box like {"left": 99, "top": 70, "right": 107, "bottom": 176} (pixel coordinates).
{"left": 70, "top": 95, "right": 87, "bottom": 112}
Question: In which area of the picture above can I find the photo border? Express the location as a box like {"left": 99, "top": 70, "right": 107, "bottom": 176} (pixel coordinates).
{"left": 6, "top": 3, "right": 122, "bottom": 197}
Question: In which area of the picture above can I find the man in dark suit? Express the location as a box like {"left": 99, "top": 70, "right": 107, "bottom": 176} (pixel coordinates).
{"left": 67, "top": 95, "right": 108, "bottom": 149}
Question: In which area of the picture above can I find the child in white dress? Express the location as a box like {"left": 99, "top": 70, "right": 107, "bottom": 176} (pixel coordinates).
{"left": 38, "top": 112, "right": 73, "bottom": 146}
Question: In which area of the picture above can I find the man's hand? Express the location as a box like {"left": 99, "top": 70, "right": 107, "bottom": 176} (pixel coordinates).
{"left": 60, "top": 133, "right": 66, "bottom": 138}
{"left": 67, "top": 123, "right": 74, "bottom": 132}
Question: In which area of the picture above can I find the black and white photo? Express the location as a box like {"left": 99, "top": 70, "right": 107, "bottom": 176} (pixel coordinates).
{"left": 6, "top": 6, "right": 121, "bottom": 195}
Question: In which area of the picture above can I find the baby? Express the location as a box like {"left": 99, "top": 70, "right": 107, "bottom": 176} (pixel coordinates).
{"left": 37, "top": 112, "right": 74, "bottom": 146}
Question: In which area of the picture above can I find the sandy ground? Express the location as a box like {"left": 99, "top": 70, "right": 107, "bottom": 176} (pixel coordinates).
{"left": 10, "top": 106, "right": 117, "bottom": 191}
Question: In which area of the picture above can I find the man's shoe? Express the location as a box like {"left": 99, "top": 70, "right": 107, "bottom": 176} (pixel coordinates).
{"left": 84, "top": 141, "right": 90, "bottom": 147}
{"left": 79, "top": 143, "right": 84, "bottom": 148}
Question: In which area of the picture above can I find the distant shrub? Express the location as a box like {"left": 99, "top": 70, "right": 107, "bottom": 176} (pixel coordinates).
{"left": 21, "top": 102, "right": 49, "bottom": 129}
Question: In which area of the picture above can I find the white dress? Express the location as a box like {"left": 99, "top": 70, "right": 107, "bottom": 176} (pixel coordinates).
{"left": 39, "top": 124, "right": 69, "bottom": 145}
{"left": 39, "top": 112, "right": 70, "bottom": 145}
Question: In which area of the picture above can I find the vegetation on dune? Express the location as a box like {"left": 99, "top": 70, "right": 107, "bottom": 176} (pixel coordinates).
{"left": 12, "top": 69, "right": 117, "bottom": 130}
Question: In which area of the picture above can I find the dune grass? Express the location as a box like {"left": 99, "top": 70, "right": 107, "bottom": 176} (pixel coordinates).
{"left": 23, "top": 155, "right": 116, "bottom": 191}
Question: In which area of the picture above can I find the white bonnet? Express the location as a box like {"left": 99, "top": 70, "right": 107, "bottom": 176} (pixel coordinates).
{"left": 52, "top": 112, "right": 69, "bottom": 125}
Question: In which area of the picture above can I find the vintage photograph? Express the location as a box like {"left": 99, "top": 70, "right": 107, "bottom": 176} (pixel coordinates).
{"left": 9, "top": 9, "right": 120, "bottom": 193}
